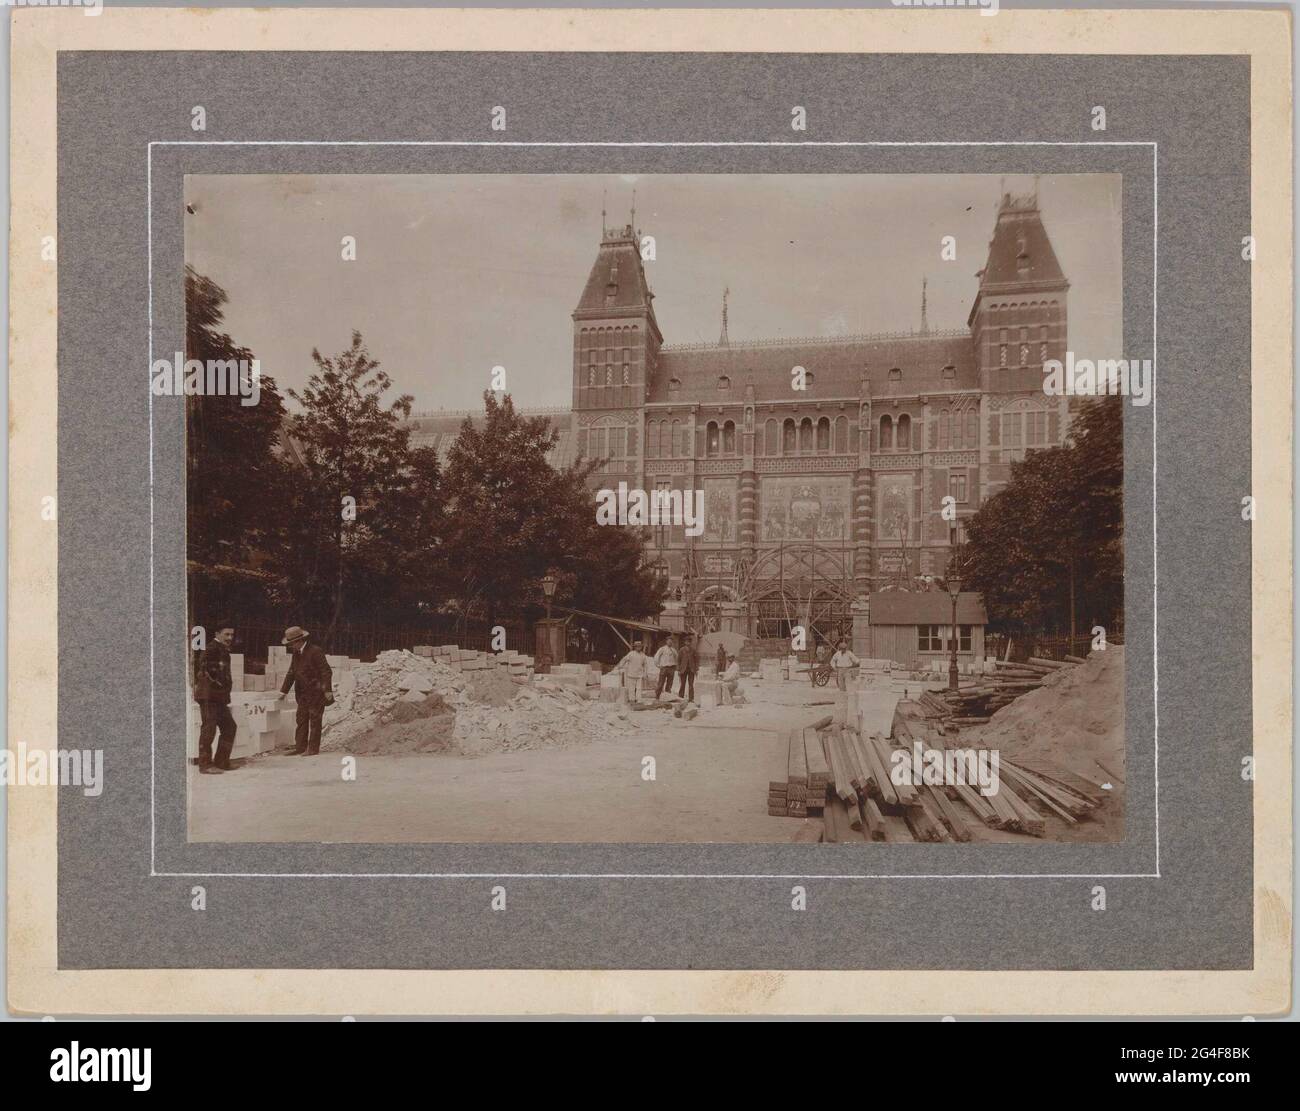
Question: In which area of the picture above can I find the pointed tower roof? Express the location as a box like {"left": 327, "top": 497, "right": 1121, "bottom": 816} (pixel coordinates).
{"left": 968, "top": 192, "right": 1068, "bottom": 324}
{"left": 572, "top": 221, "right": 662, "bottom": 341}
{"left": 978, "top": 192, "right": 1067, "bottom": 287}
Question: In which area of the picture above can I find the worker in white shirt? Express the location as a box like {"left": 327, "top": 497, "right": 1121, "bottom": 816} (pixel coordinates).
{"left": 830, "top": 639, "right": 860, "bottom": 690}
{"left": 653, "top": 635, "right": 679, "bottom": 699}
{"left": 720, "top": 653, "right": 742, "bottom": 697}
{"left": 615, "top": 639, "right": 650, "bottom": 703}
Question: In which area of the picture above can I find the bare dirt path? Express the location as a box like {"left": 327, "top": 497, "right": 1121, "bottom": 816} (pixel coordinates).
{"left": 188, "top": 678, "right": 912, "bottom": 843}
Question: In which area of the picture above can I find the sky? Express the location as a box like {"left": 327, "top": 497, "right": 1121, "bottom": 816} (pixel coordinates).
{"left": 185, "top": 173, "right": 1123, "bottom": 413}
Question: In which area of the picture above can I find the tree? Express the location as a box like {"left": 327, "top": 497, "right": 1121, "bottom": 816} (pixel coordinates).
{"left": 185, "top": 267, "right": 289, "bottom": 619}
{"left": 439, "top": 392, "right": 665, "bottom": 630}
{"left": 961, "top": 397, "right": 1123, "bottom": 638}
{"left": 279, "top": 331, "right": 415, "bottom": 636}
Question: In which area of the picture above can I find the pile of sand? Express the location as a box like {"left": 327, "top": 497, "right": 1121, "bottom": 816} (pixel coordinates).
{"left": 320, "top": 649, "right": 638, "bottom": 757}
{"left": 970, "top": 646, "right": 1125, "bottom": 784}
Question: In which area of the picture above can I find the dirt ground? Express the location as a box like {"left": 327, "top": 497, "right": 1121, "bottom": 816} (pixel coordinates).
{"left": 188, "top": 679, "right": 901, "bottom": 844}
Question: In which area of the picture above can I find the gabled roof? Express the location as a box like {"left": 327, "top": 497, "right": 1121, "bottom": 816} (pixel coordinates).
{"left": 869, "top": 590, "right": 987, "bottom": 625}
{"left": 651, "top": 331, "right": 977, "bottom": 404}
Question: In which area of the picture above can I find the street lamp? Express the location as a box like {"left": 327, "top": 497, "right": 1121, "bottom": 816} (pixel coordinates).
{"left": 946, "top": 572, "right": 962, "bottom": 692}
{"left": 540, "top": 570, "right": 558, "bottom": 622}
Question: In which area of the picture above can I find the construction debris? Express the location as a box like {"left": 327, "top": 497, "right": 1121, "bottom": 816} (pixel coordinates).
{"left": 319, "top": 648, "right": 640, "bottom": 757}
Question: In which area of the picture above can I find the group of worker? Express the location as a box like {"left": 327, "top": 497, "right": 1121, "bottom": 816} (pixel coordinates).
{"left": 191, "top": 622, "right": 334, "bottom": 774}
{"left": 613, "top": 632, "right": 742, "bottom": 705}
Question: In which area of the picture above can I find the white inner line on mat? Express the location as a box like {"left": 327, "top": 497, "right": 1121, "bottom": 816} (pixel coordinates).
{"left": 146, "top": 140, "right": 1159, "bottom": 880}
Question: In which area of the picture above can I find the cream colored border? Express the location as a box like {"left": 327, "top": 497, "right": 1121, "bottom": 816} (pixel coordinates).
{"left": 8, "top": 7, "right": 1291, "bottom": 1016}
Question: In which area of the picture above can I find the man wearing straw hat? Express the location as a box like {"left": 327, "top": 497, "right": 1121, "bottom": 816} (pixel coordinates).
{"left": 277, "top": 626, "right": 333, "bottom": 756}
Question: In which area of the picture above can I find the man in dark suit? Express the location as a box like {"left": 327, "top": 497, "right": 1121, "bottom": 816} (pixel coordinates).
{"left": 676, "top": 632, "right": 699, "bottom": 703}
{"left": 194, "top": 621, "right": 238, "bottom": 774}
{"left": 277, "top": 626, "right": 333, "bottom": 756}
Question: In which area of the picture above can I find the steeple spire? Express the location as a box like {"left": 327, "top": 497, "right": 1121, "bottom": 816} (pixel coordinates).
{"left": 719, "top": 286, "right": 730, "bottom": 347}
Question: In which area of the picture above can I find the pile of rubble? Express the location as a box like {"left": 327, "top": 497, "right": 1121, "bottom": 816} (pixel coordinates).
{"left": 319, "top": 649, "right": 638, "bottom": 757}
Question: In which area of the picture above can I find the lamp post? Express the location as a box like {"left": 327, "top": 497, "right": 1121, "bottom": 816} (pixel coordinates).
{"left": 541, "top": 570, "right": 557, "bottom": 622}
{"left": 946, "top": 573, "right": 962, "bottom": 692}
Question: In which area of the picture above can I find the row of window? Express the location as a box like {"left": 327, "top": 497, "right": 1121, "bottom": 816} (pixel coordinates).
{"left": 599, "top": 414, "right": 1049, "bottom": 464}
{"left": 587, "top": 365, "right": 632, "bottom": 387}
{"left": 761, "top": 416, "right": 849, "bottom": 456}
{"left": 1000, "top": 410, "right": 1050, "bottom": 448}
{"left": 918, "top": 625, "right": 973, "bottom": 653}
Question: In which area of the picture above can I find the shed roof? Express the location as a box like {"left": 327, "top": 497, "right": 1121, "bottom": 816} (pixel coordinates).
{"left": 869, "top": 590, "right": 987, "bottom": 625}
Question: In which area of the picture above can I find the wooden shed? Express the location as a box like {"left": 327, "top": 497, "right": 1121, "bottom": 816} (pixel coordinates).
{"left": 863, "top": 591, "right": 988, "bottom": 672}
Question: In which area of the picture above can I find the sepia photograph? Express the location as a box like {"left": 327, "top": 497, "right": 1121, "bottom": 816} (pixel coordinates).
{"left": 182, "top": 172, "right": 1126, "bottom": 845}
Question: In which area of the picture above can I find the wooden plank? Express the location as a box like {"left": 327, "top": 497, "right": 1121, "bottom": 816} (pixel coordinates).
{"left": 845, "top": 794, "right": 864, "bottom": 831}
{"left": 787, "top": 729, "right": 808, "bottom": 787}
{"left": 1064, "top": 654, "right": 1088, "bottom": 665}
{"left": 830, "top": 797, "right": 865, "bottom": 842}
{"left": 869, "top": 735, "right": 917, "bottom": 805}
{"left": 999, "top": 784, "right": 1046, "bottom": 836}
{"left": 905, "top": 803, "right": 946, "bottom": 842}
{"left": 880, "top": 813, "right": 915, "bottom": 842}
{"left": 954, "top": 782, "right": 998, "bottom": 825}
{"left": 925, "top": 786, "right": 972, "bottom": 842}
{"left": 862, "top": 798, "right": 887, "bottom": 841}
{"left": 1001, "top": 762, "right": 1091, "bottom": 818}
{"left": 822, "top": 800, "right": 841, "bottom": 843}
{"left": 1009, "top": 759, "right": 1105, "bottom": 807}
{"left": 804, "top": 728, "right": 831, "bottom": 789}
{"left": 1028, "top": 657, "right": 1069, "bottom": 670}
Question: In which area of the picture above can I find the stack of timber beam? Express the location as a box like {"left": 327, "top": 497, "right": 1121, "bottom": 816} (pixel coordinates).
{"left": 768, "top": 729, "right": 829, "bottom": 818}
{"left": 775, "top": 722, "right": 1105, "bottom": 842}
{"left": 936, "top": 656, "right": 1081, "bottom": 726}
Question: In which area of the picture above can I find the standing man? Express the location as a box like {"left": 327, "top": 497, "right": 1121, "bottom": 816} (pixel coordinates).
{"left": 715, "top": 641, "right": 727, "bottom": 678}
{"left": 614, "top": 639, "right": 649, "bottom": 704}
{"left": 194, "top": 621, "right": 238, "bottom": 774}
{"left": 278, "top": 626, "right": 333, "bottom": 756}
{"left": 653, "top": 635, "right": 679, "bottom": 700}
{"left": 676, "top": 632, "right": 699, "bottom": 703}
{"left": 830, "top": 638, "right": 861, "bottom": 690}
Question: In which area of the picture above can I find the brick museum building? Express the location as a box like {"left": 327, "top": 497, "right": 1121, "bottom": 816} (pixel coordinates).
{"left": 405, "top": 191, "right": 1070, "bottom": 653}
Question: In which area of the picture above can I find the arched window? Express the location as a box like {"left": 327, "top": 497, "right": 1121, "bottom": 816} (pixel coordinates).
{"left": 897, "top": 413, "right": 911, "bottom": 451}
{"left": 799, "top": 418, "right": 814, "bottom": 453}
{"left": 942, "top": 365, "right": 956, "bottom": 383}
{"left": 816, "top": 417, "right": 831, "bottom": 453}
{"left": 668, "top": 377, "right": 681, "bottom": 393}
{"left": 722, "top": 420, "right": 736, "bottom": 454}
{"left": 887, "top": 368, "right": 903, "bottom": 392}
{"left": 646, "top": 421, "right": 658, "bottom": 459}
{"left": 782, "top": 419, "right": 796, "bottom": 453}
{"left": 765, "top": 419, "right": 778, "bottom": 456}
{"left": 880, "top": 414, "right": 894, "bottom": 451}
{"left": 939, "top": 410, "right": 950, "bottom": 450}
{"left": 717, "top": 375, "right": 731, "bottom": 392}
{"left": 671, "top": 420, "right": 682, "bottom": 458}
{"left": 966, "top": 410, "right": 978, "bottom": 448}
{"left": 834, "top": 416, "right": 848, "bottom": 453}
{"left": 706, "top": 421, "right": 720, "bottom": 457}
